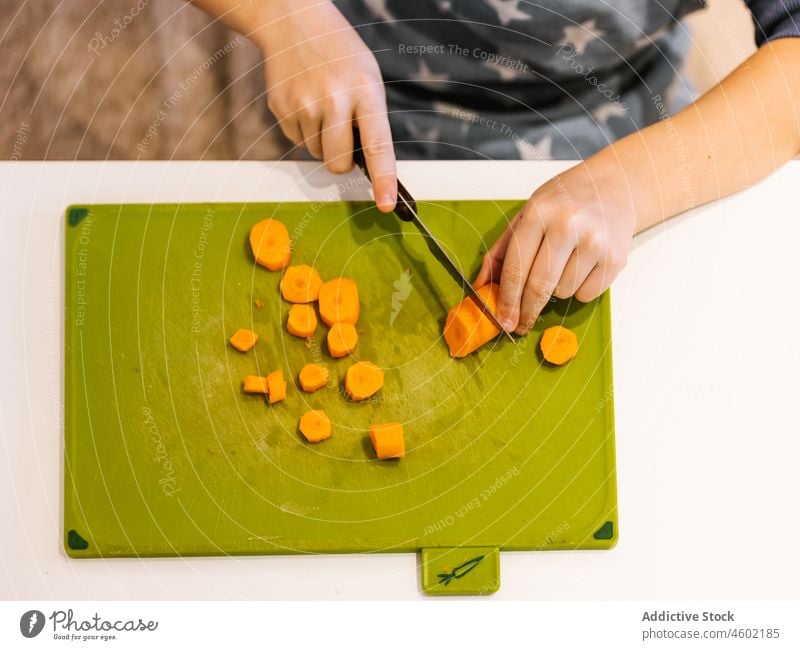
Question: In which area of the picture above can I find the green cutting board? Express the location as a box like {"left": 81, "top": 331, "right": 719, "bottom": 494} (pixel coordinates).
{"left": 64, "top": 200, "right": 617, "bottom": 592}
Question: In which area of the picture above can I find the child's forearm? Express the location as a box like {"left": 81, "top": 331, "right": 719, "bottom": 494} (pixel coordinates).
{"left": 187, "top": 0, "right": 322, "bottom": 49}
{"left": 590, "top": 38, "right": 800, "bottom": 234}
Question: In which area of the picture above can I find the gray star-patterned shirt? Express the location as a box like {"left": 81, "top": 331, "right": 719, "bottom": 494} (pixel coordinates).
{"left": 334, "top": 0, "right": 800, "bottom": 160}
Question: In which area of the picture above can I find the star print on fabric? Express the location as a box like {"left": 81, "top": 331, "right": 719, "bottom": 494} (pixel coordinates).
{"left": 486, "top": 0, "right": 529, "bottom": 26}
{"left": 412, "top": 60, "right": 450, "bottom": 88}
{"left": 592, "top": 101, "right": 628, "bottom": 125}
{"left": 364, "top": 0, "right": 394, "bottom": 23}
{"left": 433, "top": 100, "right": 475, "bottom": 137}
{"left": 514, "top": 134, "right": 553, "bottom": 160}
{"left": 559, "top": 19, "right": 605, "bottom": 55}
{"left": 482, "top": 58, "right": 522, "bottom": 81}
{"left": 405, "top": 120, "right": 441, "bottom": 156}
{"left": 433, "top": 100, "right": 476, "bottom": 121}
{"left": 634, "top": 25, "right": 670, "bottom": 50}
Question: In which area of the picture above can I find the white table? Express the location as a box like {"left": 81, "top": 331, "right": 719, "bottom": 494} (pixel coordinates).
{"left": 1, "top": 160, "right": 798, "bottom": 600}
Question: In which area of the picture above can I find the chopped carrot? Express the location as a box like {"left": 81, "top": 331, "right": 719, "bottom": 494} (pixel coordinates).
{"left": 280, "top": 265, "right": 323, "bottom": 303}
{"left": 298, "top": 364, "right": 329, "bottom": 392}
{"left": 250, "top": 218, "right": 291, "bottom": 271}
{"left": 229, "top": 328, "right": 258, "bottom": 352}
{"left": 369, "top": 422, "right": 405, "bottom": 459}
{"left": 344, "top": 361, "right": 384, "bottom": 401}
{"left": 243, "top": 375, "right": 269, "bottom": 394}
{"left": 318, "top": 277, "right": 360, "bottom": 326}
{"left": 327, "top": 322, "right": 358, "bottom": 358}
{"left": 286, "top": 304, "right": 317, "bottom": 338}
{"left": 299, "top": 410, "right": 332, "bottom": 443}
{"left": 540, "top": 325, "right": 578, "bottom": 365}
{"left": 443, "top": 283, "right": 502, "bottom": 357}
{"left": 267, "top": 370, "right": 287, "bottom": 403}
{"left": 254, "top": 299, "right": 265, "bottom": 309}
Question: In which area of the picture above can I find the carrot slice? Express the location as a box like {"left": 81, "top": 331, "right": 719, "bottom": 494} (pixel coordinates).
{"left": 299, "top": 410, "right": 332, "bottom": 443}
{"left": 286, "top": 304, "right": 317, "bottom": 338}
{"left": 344, "top": 361, "right": 384, "bottom": 401}
{"left": 327, "top": 322, "right": 358, "bottom": 358}
{"left": 318, "top": 277, "right": 360, "bottom": 326}
{"left": 540, "top": 325, "right": 578, "bottom": 365}
{"left": 443, "top": 283, "right": 502, "bottom": 357}
{"left": 369, "top": 422, "right": 405, "bottom": 459}
{"left": 298, "top": 364, "right": 329, "bottom": 392}
{"left": 229, "top": 328, "right": 258, "bottom": 352}
{"left": 250, "top": 218, "right": 291, "bottom": 271}
{"left": 254, "top": 299, "right": 265, "bottom": 309}
{"left": 243, "top": 375, "right": 269, "bottom": 394}
{"left": 280, "top": 265, "right": 323, "bottom": 303}
{"left": 267, "top": 370, "right": 287, "bottom": 403}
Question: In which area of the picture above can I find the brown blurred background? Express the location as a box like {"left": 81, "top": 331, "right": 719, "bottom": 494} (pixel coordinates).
{"left": 0, "top": 0, "right": 755, "bottom": 161}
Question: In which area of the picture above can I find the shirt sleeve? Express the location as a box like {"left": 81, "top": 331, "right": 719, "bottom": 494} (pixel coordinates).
{"left": 745, "top": 0, "right": 800, "bottom": 45}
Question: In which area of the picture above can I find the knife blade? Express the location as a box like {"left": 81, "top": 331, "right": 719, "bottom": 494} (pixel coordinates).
{"left": 352, "top": 130, "right": 514, "bottom": 342}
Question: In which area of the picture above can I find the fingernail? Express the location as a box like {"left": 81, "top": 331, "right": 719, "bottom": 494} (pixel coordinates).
{"left": 378, "top": 194, "right": 393, "bottom": 210}
{"left": 500, "top": 318, "right": 515, "bottom": 332}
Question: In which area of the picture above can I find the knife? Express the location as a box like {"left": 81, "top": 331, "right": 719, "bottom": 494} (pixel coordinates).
{"left": 352, "top": 129, "right": 513, "bottom": 342}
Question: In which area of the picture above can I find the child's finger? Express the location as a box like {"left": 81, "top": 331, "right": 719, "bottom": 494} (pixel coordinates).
{"left": 495, "top": 213, "right": 544, "bottom": 331}
{"left": 355, "top": 94, "right": 396, "bottom": 212}
{"left": 300, "top": 118, "right": 323, "bottom": 159}
{"left": 574, "top": 264, "right": 614, "bottom": 303}
{"left": 277, "top": 118, "right": 303, "bottom": 147}
{"left": 321, "top": 108, "right": 354, "bottom": 174}
{"left": 553, "top": 248, "right": 597, "bottom": 299}
{"left": 516, "top": 232, "right": 573, "bottom": 334}
{"left": 472, "top": 213, "right": 519, "bottom": 287}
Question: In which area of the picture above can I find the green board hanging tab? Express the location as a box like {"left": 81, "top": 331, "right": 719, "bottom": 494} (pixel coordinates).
{"left": 421, "top": 547, "right": 500, "bottom": 596}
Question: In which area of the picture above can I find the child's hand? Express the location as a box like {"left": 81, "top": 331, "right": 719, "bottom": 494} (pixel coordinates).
{"left": 474, "top": 162, "right": 636, "bottom": 334}
{"left": 259, "top": 0, "right": 397, "bottom": 212}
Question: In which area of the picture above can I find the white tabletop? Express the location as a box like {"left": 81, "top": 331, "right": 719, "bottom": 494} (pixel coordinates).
{"left": 1, "top": 160, "right": 798, "bottom": 600}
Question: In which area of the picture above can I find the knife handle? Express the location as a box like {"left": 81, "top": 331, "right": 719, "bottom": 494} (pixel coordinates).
{"left": 352, "top": 127, "right": 370, "bottom": 179}
{"left": 352, "top": 128, "right": 415, "bottom": 221}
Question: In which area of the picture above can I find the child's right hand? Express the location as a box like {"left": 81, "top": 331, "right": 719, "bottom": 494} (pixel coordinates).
{"left": 258, "top": 0, "right": 397, "bottom": 212}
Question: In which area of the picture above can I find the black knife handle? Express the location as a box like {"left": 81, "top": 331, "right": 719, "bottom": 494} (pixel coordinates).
{"left": 352, "top": 128, "right": 415, "bottom": 221}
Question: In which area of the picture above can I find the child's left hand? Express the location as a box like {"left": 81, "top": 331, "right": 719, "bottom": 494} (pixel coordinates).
{"left": 473, "top": 161, "right": 637, "bottom": 334}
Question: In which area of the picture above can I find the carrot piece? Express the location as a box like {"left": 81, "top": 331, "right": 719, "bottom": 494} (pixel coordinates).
{"left": 254, "top": 299, "right": 265, "bottom": 309}
{"left": 286, "top": 304, "right": 317, "bottom": 338}
{"left": 250, "top": 218, "right": 291, "bottom": 271}
{"left": 299, "top": 409, "right": 332, "bottom": 443}
{"left": 267, "top": 370, "right": 287, "bottom": 403}
{"left": 540, "top": 325, "right": 578, "bottom": 365}
{"left": 298, "top": 363, "right": 329, "bottom": 392}
{"left": 280, "top": 265, "right": 323, "bottom": 303}
{"left": 443, "top": 283, "right": 502, "bottom": 357}
{"left": 327, "top": 322, "right": 358, "bottom": 358}
{"left": 229, "top": 328, "right": 258, "bottom": 352}
{"left": 318, "top": 277, "right": 360, "bottom": 326}
{"left": 243, "top": 375, "right": 269, "bottom": 394}
{"left": 369, "top": 422, "right": 405, "bottom": 459}
{"left": 344, "top": 361, "right": 384, "bottom": 401}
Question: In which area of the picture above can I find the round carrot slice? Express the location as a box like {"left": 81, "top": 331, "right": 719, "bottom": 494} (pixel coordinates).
{"left": 344, "top": 361, "right": 384, "bottom": 401}
{"left": 318, "top": 277, "right": 359, "bottom": 326}
{"left": 229, "top": 328, "right": 258, "bottom": 352}
{"left": 327, "top": 322, "right": 358, "bottom": 358}
{"left": 250, "top": 218, "right": 291, "bottom": 271}
{"left": 298, "top": 364, "right": 329, "bottom": 392}
{"left": 299, "top": 410, "right": 332, "bottom": 443}
{"left": 286, "top": 304, "right": 317, "bottom": 338}
{"left": 540, "top": 325, "right": 578, "bottom": 365}
{"left": 280, "top": 265, "right": 323, "bottom": 303}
